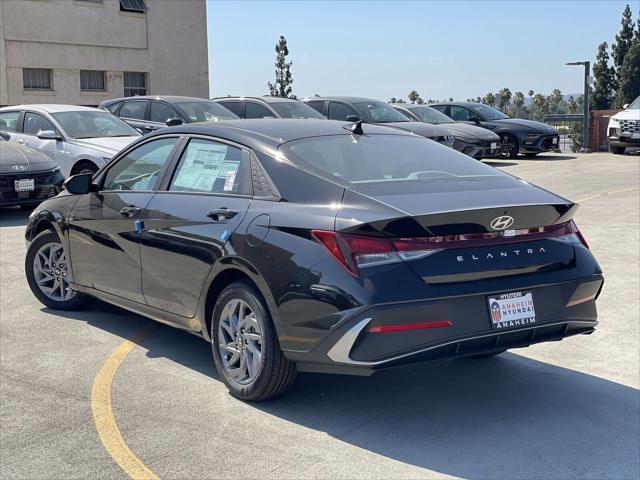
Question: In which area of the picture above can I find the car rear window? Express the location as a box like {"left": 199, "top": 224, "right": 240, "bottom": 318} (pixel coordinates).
{"left": 280, "top": 134, "right": 501, "bottom": 184}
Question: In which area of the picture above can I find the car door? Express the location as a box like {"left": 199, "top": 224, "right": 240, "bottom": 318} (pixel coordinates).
{"left": 140, "top": 137, "right": 253, "bottom": 317}
{"left": 327, "top": 101, "right": 359, "bottom": 121}
{"left": 118, "top": 100, "right": 149, "bottom": 133}
{"left": 67, "top": 136, "right": 180, "bottom": 303}
{"left": 18, "top": 111, "right": 68, "bottom": 171}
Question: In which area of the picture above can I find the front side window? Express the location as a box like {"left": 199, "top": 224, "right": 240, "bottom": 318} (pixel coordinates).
{"left": 52, "top": 111, "right": 140, "bottom": 139}
{"left": 327, "top": 102, "right": 358, "bottom": 121}
{"left": 123, "top": 72, "right": 147, "bottom": 97}
{"left": 280, "top": 134, "right": 501, "bottom": 185}
{"left": 149, "top": 102, "right": 179, "bottom": 123}
{"left": 0, "top": 111, "right": 21, "bottom": 132}
{"left": 23, "top": 112, "right": 56, "bottom": 136}
{"left": 23, "top": 68, "right": 52, "bottom": 90}
{"left": 103, "top": 138, "right": 177, "bottom": 191}
{"left": 119, "top": 101, "right": 147, "bottom": 120}
{"left": 244, "top": 102, "right": 275, "bottom": 119}
{"left": 80, "top": 70, "right": 106, "bottom": 91}
{"left": 175, "top": 101, "right": 238, "bottom": 122}
{"left": 269, "top": 101, "right": 325, "bottom": 119}
{"left": 169, "top": 139, "right": 250, "bottom": 195}
{"left": 449, "top": 106, "right": 475, "bottom": 121}
{"left": 353, "top": 101, "right": 410, "bottom": 123}
{"left": 407, "top": 106, "right": 454, "bottom": 124}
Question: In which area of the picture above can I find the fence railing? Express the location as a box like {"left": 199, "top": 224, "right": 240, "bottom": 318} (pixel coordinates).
{"left": 543, "top": 114, "right": 584, "bottom": 152}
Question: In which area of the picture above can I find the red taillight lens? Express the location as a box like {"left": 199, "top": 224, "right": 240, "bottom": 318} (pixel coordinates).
{"left": 313, "top": 220, "right": 588, "bottom": 276}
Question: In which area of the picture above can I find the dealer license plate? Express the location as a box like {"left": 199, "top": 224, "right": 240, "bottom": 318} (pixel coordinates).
{"left": 552, "top": 137, "right": 559, "bottom": 145}
{"left": 487, "top": 291, "right": 536, "bottom": 330}
{"left": 14, "top": 179, "right": 34, "bottom": 192}
{"left": 490, "top": 142, "right": 497, "bottom": 150}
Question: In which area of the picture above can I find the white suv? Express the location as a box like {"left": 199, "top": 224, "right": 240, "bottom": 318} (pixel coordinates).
{"left": 608, "top": 96, "right": 640, "bottom": 154}
{"left": 0, "top": 105, "right": 140, "bottom": 176}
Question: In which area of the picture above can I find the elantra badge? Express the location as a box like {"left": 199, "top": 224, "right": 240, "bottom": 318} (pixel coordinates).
{"left": 490, "top": 215, "right": 514, "bottom": 230}
{"left": 12, "top": 165, "right": 27, "bottom": 171}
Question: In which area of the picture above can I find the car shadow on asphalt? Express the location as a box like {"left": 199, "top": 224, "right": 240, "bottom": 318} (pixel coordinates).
{"left": 0, "top": 207, "right": 31, "bottom": 228}
{"left": 47, "top": 301, "right": 639, "bottom": 479}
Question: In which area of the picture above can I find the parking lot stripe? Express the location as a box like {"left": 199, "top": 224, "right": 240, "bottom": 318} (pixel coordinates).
{"left": 576, "top": 187, "right": 639, "bottom": 204}
{"left": 91, "top": 328, "right": 160, "bottom": 480}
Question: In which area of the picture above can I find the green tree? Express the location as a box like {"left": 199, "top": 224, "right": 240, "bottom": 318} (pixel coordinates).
{"left": 567, "top": 96, "right": 578, "bottom": 114}
{"left": 592, "top": 42, "right": 616, "bottom": 109}
{"left": 483, "top": 92, "right": 495, "bottom": 106}
{"left": 389, "top": 97, "right": 398, "bottom": 103}
{"left": 408, "top": 90, "right": 420, "bottom": 104}
{"left": 396, "top": 98, "right": 407, "bottom": 104}
{"left": 614, "top": 18, "right": 640, "bottom": 107}
{"left": 612, "top": 4, "right": 634, "bottom": 91}
{"left": 512, "top": 91, "right": 525, "bottom": 116}
{"left": 416, "top": 97, "right": 424, "bottom": 105}
{"left": 528, "top": 89, "right": 534, "bottom": 99}
{"left": 267, "top": 36, "right": 294, "bottom": 98}
{"left": 498, "top": 87, "right": 512, "bottom": 111}
{"left": 530, "top": 94, "right": 548, "bottom": 121}
{"left": 548, "top": 89, "right": 565, "bottom": 114}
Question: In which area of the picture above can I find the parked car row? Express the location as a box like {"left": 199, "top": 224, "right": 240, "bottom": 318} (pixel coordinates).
{"left": 0, "top": 93, "right": 564, "bottom": 209}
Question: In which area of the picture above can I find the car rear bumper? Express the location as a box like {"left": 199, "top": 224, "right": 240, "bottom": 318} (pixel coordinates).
{"left": 289, "top": 274, "right": 603, "bottom": 375}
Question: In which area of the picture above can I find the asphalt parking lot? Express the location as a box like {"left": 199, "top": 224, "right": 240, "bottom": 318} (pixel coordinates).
{"left": 1, "top": 151, "right": 639, "bottom": 480}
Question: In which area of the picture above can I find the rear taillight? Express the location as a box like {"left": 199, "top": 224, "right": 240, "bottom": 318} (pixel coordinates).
{"left": 312, "top": 220, "right": 588, "bottom": 276}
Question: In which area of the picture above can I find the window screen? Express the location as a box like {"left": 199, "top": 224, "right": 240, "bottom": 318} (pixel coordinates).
{"left": 120, "top": 0, "right": 146, "bottom": 13}
{"left": 80, "top": 70, "right": 106, "bottom": 91}
{"left": 123, "top": 72, "right": 147, "bottom": 97}
{"left": 169, "top": 139, "right": 250, "bottom": 195}
{"left": 23, "top": 69, "right": 52, "bottom": 90}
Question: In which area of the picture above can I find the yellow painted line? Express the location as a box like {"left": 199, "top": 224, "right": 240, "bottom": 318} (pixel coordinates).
{"left": 91, "top": 327, "right": 160, "bottom": 480}
{"left": 575, "top": 186, "right": 639, "bottom": 204}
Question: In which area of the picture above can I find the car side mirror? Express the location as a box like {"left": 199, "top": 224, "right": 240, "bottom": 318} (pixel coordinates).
{"left": 37, "top": 130, "right": 62, "bottom": 141}
{"left": 623, "top": 103, "right": 629, "bottom": 109}
{"left": 64, "top": 173, "right": 97, "bottom": 195}
{"left": 346, "top": 115, "right": 362, "bottom": 122}
{"left": 165, "top": 118, "right": 183, "bottom": 127}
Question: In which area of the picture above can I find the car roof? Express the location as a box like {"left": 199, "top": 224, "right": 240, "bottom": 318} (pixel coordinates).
{"left": 211, "top": 96, "right": 303, "bottom": 104}
{"left": 99, "top": 96, "right": 212, "bottom": 106}
{"left": 301, "top": 96, "right": 383, "bottom": 104}
{"left": 430, "top": 101, "right": 474, "bottom": 107}
{"left": 145, "top": 118, "right": 414, "bottom": 149}
{"left": 0, "top": 104, "right": 103, "bottom": 113}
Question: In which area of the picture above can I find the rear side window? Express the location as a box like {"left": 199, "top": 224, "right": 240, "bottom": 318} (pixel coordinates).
{"left": 105, "top": 102, "right": 122, "bottom": 114}
{"left": 169, "top": 139, "right": 251, "bottom": 195}
{"left": 244, "top": 102, "right": 274, "bottom": 119}
{"left": 304, "top": 101, "right": 325, "bottom": 115}
{"left": 217, "top": 101, "right": 242, "bottom": 116}
{"left": 120, "top": 101, "right": 147, "bottom": 120}
{"left": 280, "top": 134, "right": 501, "bottom": 185}
{"left": 0, "top": 111, "right": 21, "bottom": 132}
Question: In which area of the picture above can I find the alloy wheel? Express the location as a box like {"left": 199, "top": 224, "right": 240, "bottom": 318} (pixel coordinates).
{"left": 217, "top": 299, "right": 264, "bottom": 385}
{"left": 32, "top": 242, "right": 76, "bottom": 302}
{"left": 500, "top": 135, "right": 518, "bottom": 158}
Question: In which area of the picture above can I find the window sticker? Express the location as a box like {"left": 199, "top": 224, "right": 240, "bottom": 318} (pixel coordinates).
{"left": 171, "top": 143, "right": 240, "bottom": 192}
{"left": 223, "top": 170, "right": 237, "bottom": 191}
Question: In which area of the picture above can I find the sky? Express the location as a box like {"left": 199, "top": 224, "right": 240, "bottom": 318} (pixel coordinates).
{"left": 206, "top": 0, "right": 633, "bottom": 101}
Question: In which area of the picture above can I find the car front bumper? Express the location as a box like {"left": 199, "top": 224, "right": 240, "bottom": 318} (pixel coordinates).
{"left": 0, "top": 169, "right": 64, "bottom": 207}
{"left": 609, "top": 131, "right": 640, "bottom": 148}
{"left": 519, "top": 133, "right": 560, "bottom": 153}
{"left": 453, "top": 138, "right": 502, "bottom": 159}
{"left": 289, "top": 274, "right": 603, "bottom": 375}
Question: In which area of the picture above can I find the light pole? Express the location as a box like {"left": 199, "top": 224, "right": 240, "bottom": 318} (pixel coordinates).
{"left": 566, "top": 61, "right": 591, "bottom": 153}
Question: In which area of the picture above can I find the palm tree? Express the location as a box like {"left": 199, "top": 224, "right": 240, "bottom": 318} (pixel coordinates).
{"left": 408, "top": 90, "right": 420, "bottom": 104}
{"left": 498, "top": 87, "right": 512, "bottom": 112}
{"left": 483, "top": 92, "right": 495, "bottom": 107}
{"left": 513, "top": 91, "right": 525, "bottom": 116}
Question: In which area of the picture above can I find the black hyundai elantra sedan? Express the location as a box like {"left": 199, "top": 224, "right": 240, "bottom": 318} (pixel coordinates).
{"left": 24, "top": 119, "right": 603, "bottom": 401}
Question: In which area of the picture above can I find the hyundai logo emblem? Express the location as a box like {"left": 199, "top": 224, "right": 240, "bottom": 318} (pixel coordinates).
{"left": 12, "top": 165, "right": 27, "bottom": 171}
{"left": 490, "top": 215, "right": 515, "bottom": 230}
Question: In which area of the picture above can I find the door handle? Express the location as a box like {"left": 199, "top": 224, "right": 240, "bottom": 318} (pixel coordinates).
{"left": 120, "top": 206, "right": 142, "bottom": 217}
{"left": 206, "top": 208, "right": 238, "bottom": 221}
{"left": 17, "top": 140, "right": 28, "bottom": 145}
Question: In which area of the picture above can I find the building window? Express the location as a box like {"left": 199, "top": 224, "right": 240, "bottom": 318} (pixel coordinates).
{"left": 80, "top": 70, "right": 106, "bottom": 92}
{"left": 120, "top": 0, "right": 147, "bottom": 13}
{"left": 123, "top": 72, "right": 147, "bottom": 97}
{"left": 23, "top": 68, "right": 52, "bottom": 90}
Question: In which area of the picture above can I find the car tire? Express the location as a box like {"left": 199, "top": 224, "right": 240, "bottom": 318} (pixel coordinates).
{"left": 499, "top": 133, "right": 519, "bottom": 159}
{"left": 72, "top": 161, "right": 98, "bottom": 176}
{"left": 25, "top": 230, "right": 93, "bottom": 310}
{"left": 609, "top": 144, "right": 626, "bottom": 154}
{"left": 211, "top": 281, "right": 296, "bottom": 401}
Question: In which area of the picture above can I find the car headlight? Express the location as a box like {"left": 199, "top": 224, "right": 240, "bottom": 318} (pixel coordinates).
{"left": 609, "top": 118, "right": 620, "bottom": 128}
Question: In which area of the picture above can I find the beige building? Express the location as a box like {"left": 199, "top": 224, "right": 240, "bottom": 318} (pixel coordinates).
{"left": 0, "top": 0, "right": 209, "bottom": 106}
